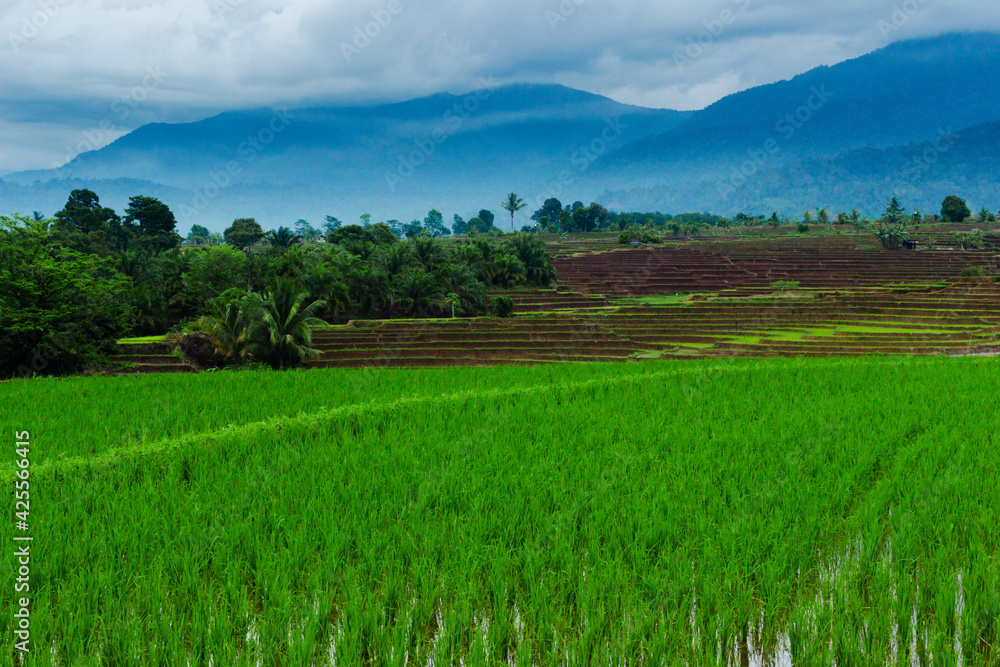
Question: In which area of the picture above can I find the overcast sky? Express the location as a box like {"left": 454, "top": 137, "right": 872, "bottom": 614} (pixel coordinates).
{"left": 1, "top": 0, "right": 997, "bottom": 171}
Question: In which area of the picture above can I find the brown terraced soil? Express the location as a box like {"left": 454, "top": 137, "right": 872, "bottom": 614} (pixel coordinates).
{"left": 118, "top": 228, "right": 1000, "bottom": 372}
{"left": 308, "top": 230, "right": 1000, "bottom": 368}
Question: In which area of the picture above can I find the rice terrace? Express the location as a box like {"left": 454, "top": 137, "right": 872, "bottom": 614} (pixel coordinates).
{"left": 5, "top": 8, "right": 1000, "bottom": 666}
{"left": 6, "top": 211, "right": 1000, "bottom": 665}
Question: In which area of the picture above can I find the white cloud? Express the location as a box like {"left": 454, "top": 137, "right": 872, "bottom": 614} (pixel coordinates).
{"left": 1, "top": 0, "right": 998, "bottom": 169}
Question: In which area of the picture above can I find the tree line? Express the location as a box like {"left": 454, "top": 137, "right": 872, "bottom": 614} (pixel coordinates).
{"left": 1, "top": 189, "right": 556, "bottom": 378}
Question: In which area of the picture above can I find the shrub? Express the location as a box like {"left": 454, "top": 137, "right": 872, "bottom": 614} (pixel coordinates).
{"left": 490, "top": 296, "right": 515, "bottom": 318}
{"left": 770, "top": 280, "right": 801, "bottom": 291}
{"left": 177, "top": 332, "right": 222, "bottom": 369}
{"left": 954, "top": 229, "right": 984, "bottom": 250}
{"left": 618, "top": 229, "right": 662, "bottom": 245}
{"left": 959, "top": 266, "right": 985, "bottom": 278}
{"left": 797, "top": 223, "right": 810, "bottom": 233}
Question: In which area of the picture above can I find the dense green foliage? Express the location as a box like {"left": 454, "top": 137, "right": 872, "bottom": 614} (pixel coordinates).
{"left": 942, "top": 195, "right": 972, "bottom": 223}
{"left": 490, "top": 295, "right": 515, "bottom": 318}
{"left": 3, "top": 357, "right": 999, "bottom": 664}
{"left": 1, "top": 190, "right": 559, "bottom": 376}
{"left": 618, "top": 228, "right": 663, "bottom": 245}
{"left": 0, "top": 214, "right": 132, "bottom": 378}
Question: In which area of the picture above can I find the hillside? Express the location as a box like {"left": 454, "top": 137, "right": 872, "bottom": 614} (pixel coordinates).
{"left": 602, "top": 118, "right": 1000, "bottom": 216}
{"left": 1, "top": 85, "right": 685, "bottom": 229}
{"left": 2, "top": 33, "right": 1000, "bottom": 228}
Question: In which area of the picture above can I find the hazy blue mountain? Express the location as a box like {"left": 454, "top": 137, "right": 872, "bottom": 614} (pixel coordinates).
{"left": 600, "top": 33, "right": 1000, "bottom": 179}
{"left": 2, "top": 32, "right": 1000, "bottom": 231}
{"left": 2, "top": 84, "right": 686, "bottom": 231}
{"left": 601, "top": 119, "right": 1000, "bottom": 217}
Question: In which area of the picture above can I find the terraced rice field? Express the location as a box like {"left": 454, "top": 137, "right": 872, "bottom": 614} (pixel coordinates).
{"left": 552, "top": 239, "right": 995, "bottom": 295}
{"left": 299, "top": 233, "right": 1000, "bottom": 369}
{"left": 4, "top": 357, "right": 999, "bottom": 664}
{"left": 309, "top": 284, "right": 1000, "bottom": 368}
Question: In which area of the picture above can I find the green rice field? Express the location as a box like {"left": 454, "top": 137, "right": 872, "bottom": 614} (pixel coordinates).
{"left": 3, "top": 357, "right": 1000, "bottom": 665}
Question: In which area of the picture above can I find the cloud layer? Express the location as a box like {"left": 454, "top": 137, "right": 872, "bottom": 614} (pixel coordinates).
{"left": 2, "top": 0, "right": 997, "bottom": 170}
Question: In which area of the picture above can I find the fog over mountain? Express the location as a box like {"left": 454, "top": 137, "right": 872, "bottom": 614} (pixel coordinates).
{"left": 2, "top": 32, "right": 999, "bottom": 229}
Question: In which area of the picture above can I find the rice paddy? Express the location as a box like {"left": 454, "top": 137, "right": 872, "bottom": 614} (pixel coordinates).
{"left": 3, "top": 356, "right": 999, "bottom": 665}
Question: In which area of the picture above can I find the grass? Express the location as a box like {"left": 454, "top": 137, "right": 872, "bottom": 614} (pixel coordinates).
{"left": 3, "top": 357, "right": 1000, "bottom": 665}
{"left": 611, "top": 294, "right": 699, "bottom": 306}
{"left": 117, "top": 335, "right": 168, "bottom": 344}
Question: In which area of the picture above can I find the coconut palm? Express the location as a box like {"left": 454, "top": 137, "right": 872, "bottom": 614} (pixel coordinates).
{"left": 268, "top": 226, "right": 302, "bottom": 248}
{"left": 501, "top": 193, "right": 527, "bottom": 232}
{"left": 245, "top": 278, "right": 327, "bottom": 369}
{"left": 193, "top": 295, "right": 256, "bottom": 363}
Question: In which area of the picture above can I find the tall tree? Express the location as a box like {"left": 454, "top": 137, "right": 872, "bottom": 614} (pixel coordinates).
{"left": 323, "top": 216, "right": 342, "bottom": 235}
{"left": 941, "top": 195, "right": 971, "bottom": 223}
{"left": 244, "top": 278, "right": 327, "bottom": 370}
{"left": 423, "top": 210, "right": 449, "bottom": 238}
{"left": 478, "top": 209, "right": 495, "bottom": 230}
{"left": 501, "top": 193, "right": 527, "bottom": 232}
{"left": 1, "top": 214, "right": 132, "bottom": 378}
{"left": 124, "top": 195, "right": 181, "bottom": 252}
{"left": 53, "top": 189, "right": 119, "bottom": 234}
{"left": 188, "top": 224, "right": 211, "bottom": 244}
{"left": 532, "top": 198, "right": 563, "bottom": 225}
{"left": 224, "top": 218, "right": 265, "bottom": 253}
{"left": 269, "top": 226, "right": 302, "bottom": 248}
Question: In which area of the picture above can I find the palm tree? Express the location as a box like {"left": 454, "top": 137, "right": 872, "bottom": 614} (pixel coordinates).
{"left": 269, "top": 226, "right": 302, "bottom": 249}
{"left": 245, "top": 278, "right": 328, "bottom": 370}
{"left": 849, "top": 210, "right": 865, "bottom": 231}
{"left": 490, "top": 253, "right": 526, "bottom": 288}
{"left": 392, "top": 269, "right": 443, "bottom": 316}
{"left": 501, "top": 193, "right": 527, "bottom": 233}
{"left": 193, "top": 296, "right": 256, "bottom": 363}
{"left": 816, "top": 208, "right": 830, "bottom": 226}
{"left": 411, "top": 236, "right": 444, "bottom": 271}
{"left": 376, "top": 242, "right": 415, "bottom": 277}
{"left": 501, "top": 233, "right": 556, "bottom": 285}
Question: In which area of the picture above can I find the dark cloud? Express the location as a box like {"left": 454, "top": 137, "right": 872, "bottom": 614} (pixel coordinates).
{"left": 1, "top": 0, "right": 997, "bottom": 169}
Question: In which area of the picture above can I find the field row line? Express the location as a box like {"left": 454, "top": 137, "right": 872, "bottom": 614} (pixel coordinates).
{"left": 6, "top": 357, "right": 949, "bottom": 484}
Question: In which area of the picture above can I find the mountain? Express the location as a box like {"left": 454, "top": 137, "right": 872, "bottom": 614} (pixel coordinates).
{"left": 1, "top": 85, "right": 686, "bottom": 230}
{"left": 601, "top": 119, "right": 1000, "bottom": 217}
{"left": 599, "top": 33, "right": 1000, "bottom": 181}
{"left": 2, "top": 32, "right": 1000, "bottom": 230}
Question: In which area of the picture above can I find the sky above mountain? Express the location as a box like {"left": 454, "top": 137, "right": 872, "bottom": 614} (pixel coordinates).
{"left": 2, "top": 0, "right": 998, "bottom": 172}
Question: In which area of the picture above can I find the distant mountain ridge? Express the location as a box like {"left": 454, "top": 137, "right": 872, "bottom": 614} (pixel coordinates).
{"left": 3, "top": 32, "right": 1000, "bottom": 228}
